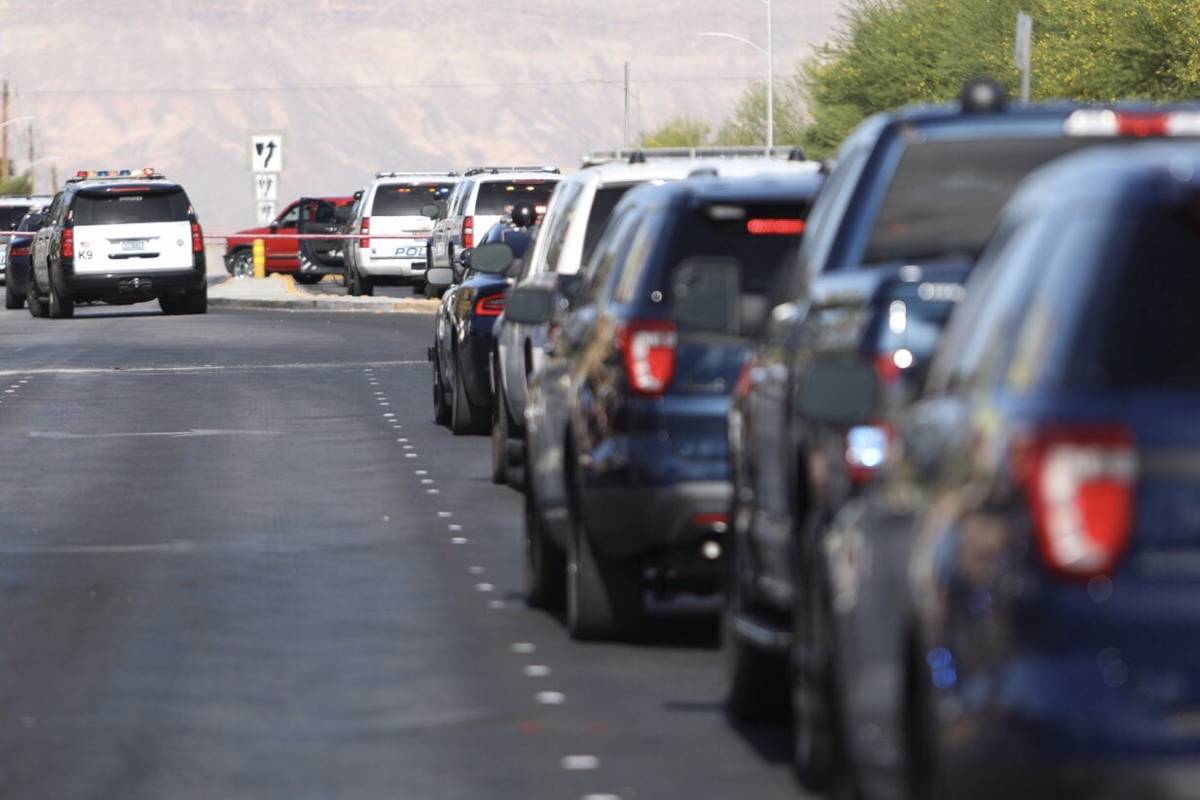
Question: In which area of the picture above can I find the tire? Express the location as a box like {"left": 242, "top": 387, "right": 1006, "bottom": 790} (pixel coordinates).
{"left": 5, "top": 278, "right": 24, "bottom": 310}
{"left": 724, "top": 578, "right": 790, "bottom": 722}
{"left": 432, "top": 351, "right": 451, "bottom": 426}
{"left": 791, "top": 580, "right": 843, "bottom": 793}
{"left": 490, "top": 366, "right": 510, "bottom": 484}
{"left": 359, "top": 272, "right": 375, "bottom": 297}
{"left": 26, "top": 277, "right": 46, "bottom": 318}
{"left": 524, "top": 478, "right": 566, "bottom": 609}
{"left": 294, "top": 273, "right": 322, "bottom": 285}
{"left": 229, "top": 249, "right": 253, "bottom": 278}
{"left": 565, "top": 475, "right": 643, "bottom": 641}
{"left": 48, "top": 282, "right": 73, "bottom": 319}
{"left": 450, "top": 349, "right": 488, "bottom": 436}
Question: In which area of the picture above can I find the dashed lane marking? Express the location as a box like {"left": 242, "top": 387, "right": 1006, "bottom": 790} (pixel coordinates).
{"left": 561, "top": 755, "right": 600, "bottom": 771}
{"left": 536, "top": 691, "right": 566, "bottom": 705}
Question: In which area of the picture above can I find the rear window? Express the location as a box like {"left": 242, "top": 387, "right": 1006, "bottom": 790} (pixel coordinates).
{"left": 0, "top": 206, "right": 31, "bottom": 231}
{"left": 73, "top": 188, "right": 190, "bottom": 225}
{"left": 582, "top": 185, "right": 634, "bottom": 264}
{"left": 474, "top": 180, "right": 556, "bottom": 215}
{"left": 371, "top": 183, "right": 454, "bottom": 216}
{"left": 1077, "top": 207, "right": 1200, "bottom": 389}
{"left": 865, "top": 138, "right": 1104, "bottom": 265}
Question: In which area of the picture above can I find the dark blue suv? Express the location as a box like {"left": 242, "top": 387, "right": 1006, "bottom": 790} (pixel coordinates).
{"left": 511, "top": 171, "right": 822, "bottom": 640}
{"left": 818, "top": 142, "right": 1200, "bottom": 799}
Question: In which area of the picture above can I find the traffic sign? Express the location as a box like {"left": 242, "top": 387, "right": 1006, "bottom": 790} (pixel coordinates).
{"left": 254, "top": 172, "right": 278, "bottom": 203}
{"left": 257, "top": 201, "right": 277, "bottom": 226}
{"left": 250, "top": 133, "right": 284, "bottom": 173}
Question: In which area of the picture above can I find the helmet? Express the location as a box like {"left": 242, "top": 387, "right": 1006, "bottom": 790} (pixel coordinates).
{"left": 510, "top": 201, "right": 536, "bottom": 229}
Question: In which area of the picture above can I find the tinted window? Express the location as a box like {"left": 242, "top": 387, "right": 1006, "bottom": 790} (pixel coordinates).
{"left": 582, "top": 185, "right": 634, "bottom": 264}
{"left": 539, "top": 182, "right": 582, "bottom": 274}
{"left": 18, "top": 212, "right": 44, "bottom": 232}
{"left": 474, "top": 180, "right": 556, "bottom": 215}
{"left": 864, "top": 138, "right": 1104, "bottom": 266}
{"left": 372, "top": 183, "right": 454, "bottom": 216}
{"left": 0, "top": 206, "right": 31, "bottom": 230}
{"left": 73, "top": 189, "right": 191, "bottom": 225}
{"left": 1072, "top": 206, "right": 1200, "bottom": 389}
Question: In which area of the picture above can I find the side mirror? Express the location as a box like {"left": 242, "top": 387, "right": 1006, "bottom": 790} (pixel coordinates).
{"left": 797, "top": 359, "right": 878, "bottom": 427}
{"left": 457, "top": 248, "right": 473, "bottom": 272}
{"left": 421, "top": 203, "right": 441, "bottom": 220}
{"left": 470, "top": 242, "right": 515, "bottom": 275}
{"left": 505, "top": 285, "right": 556, "bottom": 325}
{"left": 556, "top": 272, "right": 583, "bottom": 304}
{"left": 269, "top": 221, "right": 280, "bottom": 233}
{"left": 426, "top": 267, "right": 455, "bottom": 288}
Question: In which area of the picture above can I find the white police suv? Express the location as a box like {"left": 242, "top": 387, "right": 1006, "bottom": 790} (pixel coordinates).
{"left": 28, "top": 170, "right": 206, "bottom": 318}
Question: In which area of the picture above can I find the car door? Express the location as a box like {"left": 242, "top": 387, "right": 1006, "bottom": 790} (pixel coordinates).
{"left": 32, "top": 192, "right": 63, "bottom": 289}
{"left": 296, "top": 198, "right": 345, "bottom": 271}
{"left": 265, "top": 201, "right": 300, "bottom": 271}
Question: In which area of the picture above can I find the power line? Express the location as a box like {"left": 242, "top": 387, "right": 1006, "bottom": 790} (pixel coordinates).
{"left": 16, "top": 74, "right": 761, "bottom": 97}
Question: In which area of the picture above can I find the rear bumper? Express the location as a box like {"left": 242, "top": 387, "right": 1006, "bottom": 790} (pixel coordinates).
{"left": 56, "top": 264, "right": 204, "bottom": 301}
{"left": 581, "top": 481, "right": 732, "bottom": 561}
{"left": 359, "top": 252, "right": 427, "bottom": 278}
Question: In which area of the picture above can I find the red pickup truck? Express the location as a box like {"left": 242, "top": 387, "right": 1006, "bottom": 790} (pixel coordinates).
{"left": 224, "top": 195, "right": 358, "bottom": 283}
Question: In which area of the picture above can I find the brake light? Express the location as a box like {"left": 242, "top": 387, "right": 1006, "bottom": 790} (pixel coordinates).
{"left": 60, "top": 227, "right": 74, "bottom": 259}
{"left": 11, "top": 245, "right": 29, "bottom": 257}
{"left": 1012, "top": 424, "right": 1137, "bottom": 578}
{"left": 845, "top": 423, "right": 892, "bottom": 486}
{"left": 360, "top": 217, "right": 370, "bottom": 248}
{"left": 1117, "top": 113, "right": 1168, "bottom": 138}
{"left": 618, "top": 320, "right": 677, "bottom": 395}
{"left": 191, "top": 221, "right": 203, "bottom": 253}
{"left": 474, "top": 294, "right": 506, "bottom": 317}
{"left": 1065, "top": 110, "right": 1200, "bottom": 138}
{"left": 747, "top": 218, "right": 806, "bottom": 235}
{"left": 733, "top": 356, "right": 757, "bottom": 400}
{"left": 463, "top": 216, "right": 474, "bottom": 250}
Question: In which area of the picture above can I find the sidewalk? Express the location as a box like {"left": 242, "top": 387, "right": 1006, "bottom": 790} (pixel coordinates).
{"left": 208, "top": 274, "right": 439, "bottom": 314}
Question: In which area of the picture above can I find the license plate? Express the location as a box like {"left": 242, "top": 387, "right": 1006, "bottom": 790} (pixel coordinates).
{"left": 120, "top": 240, "right": 148, "bottom": 253}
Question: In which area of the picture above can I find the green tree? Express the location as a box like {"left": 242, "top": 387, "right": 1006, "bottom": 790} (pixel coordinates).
{"left": 713, "top": 76, "right": 809, "bottom": 148}
{"left": 0, "top": 172, "right": 32, "bottom": 196}
{"left": 638, "top": 116, "right": 712, "bottom": 148}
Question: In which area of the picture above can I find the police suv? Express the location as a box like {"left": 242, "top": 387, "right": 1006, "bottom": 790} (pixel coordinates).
{"left": 28, "top": 170, "right": 206, "bottom": 318}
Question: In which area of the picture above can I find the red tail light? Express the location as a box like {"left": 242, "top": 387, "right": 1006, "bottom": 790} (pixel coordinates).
{"left": 474, "top": 294, "right": 505, "bottom": 317}
{"left": 11, "top": 245, "right": 29, "bottom": 257}
{"left": 618, "top": 320, "right": 677, "bottom": 395}
{"left": 463, "top": 216, "right": 474, "bottom": 250}
{"left": 844, "top": 423, "right": 892, "bottom": 486}
{"left": 733, "top": 356, "right": 757, "bottom": 400}
{"left": 191, "top": 221, "right": 203, "bottom": 253}
{"left": 1117, "top": 113, "right": 1168, "bottom": 138}
{"left": 360, "top": 217, "right": 370, "bottom": 248}
{"left": 1013, "top": 424, "right": 1137, "bottom": 578}
{"left": 60, "top": 227, "right": 74, "bottom": 259}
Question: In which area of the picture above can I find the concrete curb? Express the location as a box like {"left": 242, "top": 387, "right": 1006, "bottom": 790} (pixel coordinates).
{"left": 208, "top": 275, "right": 438, "bottom": 315}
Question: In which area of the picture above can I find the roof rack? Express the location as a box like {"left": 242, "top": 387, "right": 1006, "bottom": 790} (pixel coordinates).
{"left": 581, "top": 146, "right": 809, "bottom": 168}
{"left": 463, "top": 165, "right": 561, "bottom": 177}
{"left": 374, "top": 171, "right": 460, "bottom": 179}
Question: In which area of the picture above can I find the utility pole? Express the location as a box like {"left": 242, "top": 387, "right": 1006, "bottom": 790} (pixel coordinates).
{"left": 1015, "top": 12, "right": 1033, "bottom": 104}
{"left": 623, "top": 62, "right": 631, "bottom": 148}
{"left": 27, "top": 122, "right": 34, "bottom": 194}
{"left": 2, "top": 81, "right": 10, "bottom": 182}
{"left": 766, "top": 0, "right": 774, "bottom": 154}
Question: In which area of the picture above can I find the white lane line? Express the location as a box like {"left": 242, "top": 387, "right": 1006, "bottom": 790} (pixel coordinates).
{"left": 379, "top": 402, "right": 390, "bottom": 407}
{"left": 448, "top": 524, "right": 463, "bottom": 531}
{"left": 468, "top": 566, "right": 485, "bottom": 575}
{"left": 450, "top": 537, "right": 469, "bottom": 544}
{"left": 382, "top": 515, "right": 391, "bottom": 523}
{"left": 488, "top": 600, "right": 506, "bottom": 610}
{"left": 562, "top": 756, "right": 600, "bottom": 771}
{"left": 405, "top": 454, "right": 418, "bottom": 459}
{"left": 427, "top": 488, "right": 440, "bottom": 495}
{"left": 524, "top": 665, "right": 551, "bottom": 677}
{"left": 383, "top": 413, "right": 395, "bottom": 418}
{"left": 415, "top": 470, "right": 428, "bottom": 475}
{"left": 438, "top": 511, "right": 452, "bottom": 518}
{"left": 582, "top": 794, "right": 622, "bottom": 800}
{"left": 397, "top": 438, "right": 409, "bottom": 442}
{"left": 403, "top": 445, "right": 414, "bottom": 450}
{"left": 30, "top": 429, "right": 280, "bottom": 440}
{"left": 536, "top": 691, "right": 566, "bottom": 705}
{"left": 421, "top": 479, "right": 434, "bottom": 485}
{"left": 0, "top": 360, "right": 427, "bottom": 377}
{"left": 511, "top": 642, "right": 536, "bottom": 654}
{"left": 476, "top": 583, "right": 494, "bottom": 592}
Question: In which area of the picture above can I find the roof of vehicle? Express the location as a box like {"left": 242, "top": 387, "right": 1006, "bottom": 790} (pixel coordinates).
{"left": 68, "top": 177, "right": 185, "bottom": 192}
{"left": 554, "top": 158, "right": 820, "bottom": 190}
{"left": 0, "top": 195, "right": 51, "bottom": 205}
{"left": 461, "top": 170, "right": 563, "bottom": 184}
{"left": 624, "top": 171, "right": 825, "bottom": 209}
{"left": 374, "top": 171, "right": 458, "bottom": 180}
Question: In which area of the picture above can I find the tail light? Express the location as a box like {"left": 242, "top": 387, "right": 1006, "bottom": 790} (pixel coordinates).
{"left": 463, "top": 216, "right": 474, "bottom": 250}
{"left": 733, "top": 356, "right": 758, "bottom": 400}
{"left": 845, "top": 424, "right": 892, "bottom": 486}
{"left": 474, "top": 294, "right": 505, "bottom": 317}
{"left": 1012, "top": 424, "right": 1137, "bottom": 578}
{"left": 191, "top": 221, "right": 203, "bottom": 253}
{"left": 11, "top": 244, "right": 29, "bottom": 257}
{"left": 60, "top": 227, "right": 74, "bottom": 259}
{"left": 360, "top": 217, "right": 370, "bottom": 248}
{"left": 618, "top": 320, "right": 677, "bottom": 396}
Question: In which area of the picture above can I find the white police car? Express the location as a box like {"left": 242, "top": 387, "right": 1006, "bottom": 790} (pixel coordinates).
{"left": 28, "top": 170, "right": 206, "bottom": 318}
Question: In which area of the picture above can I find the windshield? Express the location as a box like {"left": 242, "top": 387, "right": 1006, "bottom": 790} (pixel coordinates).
{"left": 0, "top": 206, "right": 31, "bottom": 231}
{"left": 865, "top": 138, "right": 1103, "bottom": 264}
{"left": 474, "top": 180, "right": 556, "bottom": 215}
{"left": 583, "top": 185, "right": 634, "bottom": 264}
{"left": 74, "top": 189, "right": 190, "bottom": 225}
{"left": 371, "top": 183, "right": 454, "bottom": 216}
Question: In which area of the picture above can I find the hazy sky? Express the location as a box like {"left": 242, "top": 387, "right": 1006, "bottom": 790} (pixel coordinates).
{"left": 0, "top": 0, "right": 850, "bottom": 231}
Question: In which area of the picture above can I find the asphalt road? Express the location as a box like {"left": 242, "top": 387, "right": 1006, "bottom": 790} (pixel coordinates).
{"left": 0, "top": 302, "right": 799, "bottom": 800}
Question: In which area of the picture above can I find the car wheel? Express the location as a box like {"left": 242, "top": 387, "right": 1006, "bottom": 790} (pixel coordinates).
{"left": 48, "top": 282, "right": 73, "bottom": 319}
{"left": 182, "top": 285, "right": 207, "bottom": 315}
{"left": 491, "top": 367, "right": 510, "bottom": 484}
{"left": 26, "top": 277, "right": 46, "bottom": 318}
{"left": 432, "top": 351, "right": 451, "bottom": 426}
{"left": 791, "top": 579, "right": 843, "bottom": 793}
{"left": 724, "top": 567, "right": 790, "bottom": 722}
{"left": 5, "top": 278, "right": 24, "bottom": 310}
{"left": 359, "top": 273, "right": 375, "bottom": 297}
{"left": 230, "top": 249, "right": 253, "bottom": 278}
{"left": 450, "top": 349, "right": 488, "bottom": 436}
{"left": 346, "top": 266, "right": 360, "bottom": 296}
{"left": 565, "top": 473, "right": 642, "bottom": 641}
{"left": 294, "top": 273, "right": 322, "bottom": 285}
{"left": 524, "top": 478, "right": 566, "bottom": 609}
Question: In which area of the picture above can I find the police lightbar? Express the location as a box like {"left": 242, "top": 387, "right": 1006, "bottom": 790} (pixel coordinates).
{"left": 463, "top": 166, "right": 560, "bottom": 176}
{"left": 375, "top": 171, "right": 460, "bottom": 179}
{"left": 581, "top": 147, "right": 808, "bottom": 168}
{"left": 70, "top": 168, "right": 164, "bottom": 181}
